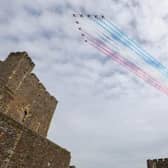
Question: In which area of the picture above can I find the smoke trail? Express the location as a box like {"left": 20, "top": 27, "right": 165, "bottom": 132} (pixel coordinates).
{"left": 79, "top": 21, "right": 164, "bottom": 82}
{"left": 91, "top": 25, "right": 165, "bottom": 81}
{"left": 73, "top": 14, "right": 168, "bottom": 95}
{"left": 91, "top": 17, "right": 168, "bottom": 79}
{"left": 96, "top": 19, "right": 160, "bottom": 67}
{"left": 83, "top": 31, "right": 168, "bottom": 96}
{"left": 96, "top": 27, "right": 148, "bottom": 66}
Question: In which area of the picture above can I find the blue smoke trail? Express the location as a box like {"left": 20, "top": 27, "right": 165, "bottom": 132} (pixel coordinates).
{"left": 103, "top": 19, "right": 163, "bottom": 66}
{"left": 96, "top": 19, "right": 160, "bottom": 67}
{"left": 91, "top": 17, "right": 168, "bottom": 79}
{"left": 96, "top": 27, "right": 156, "bottom": 68}
{"left": 84, "top": 31, "right": 168, "bottom": 96}
{"left": 89, "top": 25, "right": 164, "bottom": 81}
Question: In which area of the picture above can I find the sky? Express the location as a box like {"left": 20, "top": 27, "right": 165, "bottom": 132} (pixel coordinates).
{"left": 1, "top": 0, "right": 168, "bottom": 168}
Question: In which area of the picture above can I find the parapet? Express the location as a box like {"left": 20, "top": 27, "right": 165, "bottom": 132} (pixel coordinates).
{"left": 0, "top": 52, "right": 57, "bottom": 137}
{"left": 147, "top": 158, "right": 168, "bottom": 168}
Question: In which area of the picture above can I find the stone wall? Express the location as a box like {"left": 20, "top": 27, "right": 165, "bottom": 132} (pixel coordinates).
{"left": 0, "top": 52, "right": 57, "bottom": 137}
{"left": 0, "top": 52, "right": 71, "bottom": 168}
{"left": 0, "top": 111, "right": 70, "bottom": 168}
{"left": 147, "top": 158, "right": 168, "bottom": 168}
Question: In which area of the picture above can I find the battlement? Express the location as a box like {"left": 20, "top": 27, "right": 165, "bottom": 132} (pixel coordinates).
{"left": 147, "top": 158, "right": 168, "bottom": 168}
{"left": 0, "top": 52, "right": 57, "bottom": 137}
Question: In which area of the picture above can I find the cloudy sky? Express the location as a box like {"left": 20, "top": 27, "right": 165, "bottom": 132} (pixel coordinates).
{"left": 1, "top": 0, "right": 168, "bottom": 168}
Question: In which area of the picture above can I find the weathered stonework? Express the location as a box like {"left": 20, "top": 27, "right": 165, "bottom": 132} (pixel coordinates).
{"left": 0, "top": 112, "right": 70, "bottom": 168}
{"left": 0, "top": 52, "right": 70, "bottom": 168}
{"left": 0, "top": 52, "right": 57, "bottom": 137}
{"left": 147, "top": 158, "right": 168, "bottom": 168}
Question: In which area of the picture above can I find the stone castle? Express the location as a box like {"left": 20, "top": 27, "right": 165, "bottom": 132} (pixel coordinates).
{"left": 0, "top": 52, "right": 71, "bottom": 168}
{"left": 0, "top": 51, "right": 167, "bottom": 168}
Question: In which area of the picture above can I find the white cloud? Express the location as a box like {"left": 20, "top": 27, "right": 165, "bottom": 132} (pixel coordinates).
{"left": 1, "top": 0, "right": 168, "bottom": 168}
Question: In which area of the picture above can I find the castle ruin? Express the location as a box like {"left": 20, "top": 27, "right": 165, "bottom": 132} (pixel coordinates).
{"left": 0, "top": 52, "right": 70, "bottom": 168}
{"left": 1, "top": 51, "right": 167, "bottom": 168}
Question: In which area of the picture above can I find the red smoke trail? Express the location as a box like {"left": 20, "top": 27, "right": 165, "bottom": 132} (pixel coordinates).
{"left": 84, "top": 32, "right": 168, "bottom": 96}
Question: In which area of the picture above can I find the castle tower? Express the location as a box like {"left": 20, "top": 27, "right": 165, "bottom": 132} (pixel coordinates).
{"left": 0, "top": 52, "right": 70, "bottom": 168}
